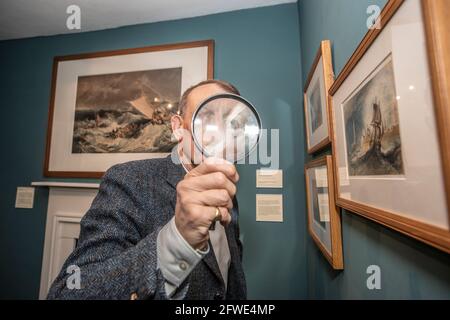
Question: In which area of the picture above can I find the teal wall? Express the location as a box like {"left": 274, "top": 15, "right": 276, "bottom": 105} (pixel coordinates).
{"left": 298, "top": 0, "right": 450, "bottom": 299}
{"left": 0, "top": 4, "right": 306, "bottom": 299}
{"left": 2, "top": 0, "right": 448, "bottom": 300}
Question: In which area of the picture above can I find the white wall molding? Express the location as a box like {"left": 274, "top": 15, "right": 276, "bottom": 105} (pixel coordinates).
{"left": 32, "top": 181, "right": 100, "bottom": 189}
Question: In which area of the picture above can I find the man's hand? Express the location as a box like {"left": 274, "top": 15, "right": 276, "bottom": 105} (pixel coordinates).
{"left": 175, "top": 158, "right": 239, "bottom": 250}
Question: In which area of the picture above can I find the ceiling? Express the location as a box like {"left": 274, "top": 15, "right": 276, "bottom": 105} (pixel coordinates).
{"left": 0, "top": 0, "right": 296, "bottom": 41}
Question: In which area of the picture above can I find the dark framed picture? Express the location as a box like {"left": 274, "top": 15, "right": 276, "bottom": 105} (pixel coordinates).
{"left": 329, "top": 0, "right": 450, "bottom": 253}
{"left": 44, "top": 40, "right": 214, "bottom": 178}
{"left": 305, "top": 156, "right": 343, "bottom": 269}
{"left": 303, "top": 40, "right": 335, "bottom": 154}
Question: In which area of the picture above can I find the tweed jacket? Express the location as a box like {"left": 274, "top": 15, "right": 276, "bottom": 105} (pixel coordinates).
{"left": 47, "top": 156, "right": 246, "bottom": 300}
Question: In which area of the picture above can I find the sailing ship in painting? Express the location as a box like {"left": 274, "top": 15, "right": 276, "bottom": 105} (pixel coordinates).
{"left": 72, "top": 67, "right": 181, "bottom": 153}
{"left": 343, "top": 56, "right": 404, "bottom": 176}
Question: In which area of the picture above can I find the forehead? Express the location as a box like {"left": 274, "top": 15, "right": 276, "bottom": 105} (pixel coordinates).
{"left": 184, "top": 83, "right": 229, "bottom": 118}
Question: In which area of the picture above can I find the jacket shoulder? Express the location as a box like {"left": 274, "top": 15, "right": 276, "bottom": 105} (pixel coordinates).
{"left": 103, "top": 157, "right": 169, "bottom": 183}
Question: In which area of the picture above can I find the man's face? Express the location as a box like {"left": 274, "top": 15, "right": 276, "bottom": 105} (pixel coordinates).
{"left": 172, "top": 83, "right": 230, "bottom": 163}
{"left": 183, "top": 83, "right": 229, "bottom": 131}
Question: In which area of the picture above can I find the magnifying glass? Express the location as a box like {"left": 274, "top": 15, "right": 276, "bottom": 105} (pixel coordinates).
{"left": 189, "top": 93, "right": 262, "bottom": 229}
{"left": 191, "top": 93, "right": 261, "bottom": 164}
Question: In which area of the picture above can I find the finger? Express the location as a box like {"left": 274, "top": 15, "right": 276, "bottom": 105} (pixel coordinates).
{"left": 191, "top": 205, "right": 230, "bottom": 229}
{"left": 210, "top": 207, "right": 231, "bottom": 228}
{"left": 207, "top": 206, "right": 221, "bottom": 224}
{"left": 184, "top": 173, "right": 237, "bottom": 197}
{"left": 187, "top": 157, "right": 239, "bottom": 183}
{"left": 194, "top": 189, "right": 233, "bottom": 209}
{"left": 186, "top": 204, "right": 218, "bottom": 228}
{"left": 203, "top": 158, "right": 239, "bottom": 182}
{"left": 219, "top": 207, "right": 231, "bottom": 227}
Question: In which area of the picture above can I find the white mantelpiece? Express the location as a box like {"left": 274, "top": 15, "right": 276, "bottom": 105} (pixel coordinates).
{"left": 31, "top": 181, "right": 100, "bottom": 189}
{"left": 35, "top": 182, "right": 99, "bottom": 299}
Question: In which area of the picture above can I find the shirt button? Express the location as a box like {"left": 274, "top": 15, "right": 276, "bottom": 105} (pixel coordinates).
{"left": 179, "top": 261, "right": 188, "bottom": 270}
{"left": 214, "top": 292, "right": 223, "bottom": 300}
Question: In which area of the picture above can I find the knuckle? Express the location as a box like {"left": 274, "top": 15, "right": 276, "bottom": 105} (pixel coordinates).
{"left": 219, "top": 190, "right": 230, "bottom": 203}
{"left": 215, "top": 172, "right": 227, "bottom": 185}
{"left": 230, "top": 184, "right": 237, "bottom": 196}
{"left": 202, "top": 160, "right": 213, "bottom": 170}
{"left": 228, "top": 165, "right": 237, "bottom": 177}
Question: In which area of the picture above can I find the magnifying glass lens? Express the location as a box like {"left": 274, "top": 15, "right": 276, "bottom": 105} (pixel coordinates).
{"left": 192, "top": 95, "right": 260, "bottom": 163}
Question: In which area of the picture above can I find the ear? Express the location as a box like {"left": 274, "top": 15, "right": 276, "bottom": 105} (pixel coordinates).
{"left": 171, "top": 114, "right": 184, "bottom": 142}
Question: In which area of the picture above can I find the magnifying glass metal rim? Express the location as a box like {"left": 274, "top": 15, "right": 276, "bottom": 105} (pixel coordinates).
{"left": 190, "top": 93, "right": 262, "bottom": 162}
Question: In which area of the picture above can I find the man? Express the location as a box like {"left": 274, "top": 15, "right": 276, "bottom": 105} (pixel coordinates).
{"left": 47, "top": 80, "right": 247, "bottom": 300}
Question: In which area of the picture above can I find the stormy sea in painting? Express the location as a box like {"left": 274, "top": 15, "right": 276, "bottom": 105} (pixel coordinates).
{"left": 72, "top": 67, "right": 181, "bottom": 153}
{"left": 343, "top": 56, "right": 404, "bottom": 176}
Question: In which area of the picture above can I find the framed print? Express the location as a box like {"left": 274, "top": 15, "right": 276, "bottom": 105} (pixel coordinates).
{"left": 303, "top": 40, "right": 335, "bottom": 154}
{"left": 329, "top": 0, "right": 450, "bottom": 253}
{"left": 44, "top": 40, "right": 214, "bottom": 178}
{"left": 305, "top": 156, "right": 343, "bottom": 269}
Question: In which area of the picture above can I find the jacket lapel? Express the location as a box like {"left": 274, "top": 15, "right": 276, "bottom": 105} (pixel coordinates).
{"left": 203, "top": 239, "right": 226, "bottom": 285}
{"left": 164, "top": 155, "right": 185, "bottom": 209}
{"left": 224, "top": 206, "right": 247, "bottom": 298}
{"left": 164, "top": 155, "right": 185, "bottom": 190}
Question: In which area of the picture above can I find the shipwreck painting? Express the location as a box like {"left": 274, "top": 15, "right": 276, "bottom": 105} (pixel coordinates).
{"left": 343, "top": 56, "right": 404, "bottom": 176}
{"left": 72, "top": 67, "right": 182, "bottom": 153}
{"left": 309, "top": 79, "right": 323, "bottom": 134}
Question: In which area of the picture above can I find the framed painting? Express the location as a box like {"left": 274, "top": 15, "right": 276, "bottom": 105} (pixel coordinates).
{"left": 305, "top": 156, "right": 343, "bottom": 269}
{"left": 44, "top": 40, "right": 214, "bottom": 178}
{"left": 303, "top": 40, "right": 335, "bottom": 154}
{"left": 329, "top": 0, "right": 450, "bottom": 253}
